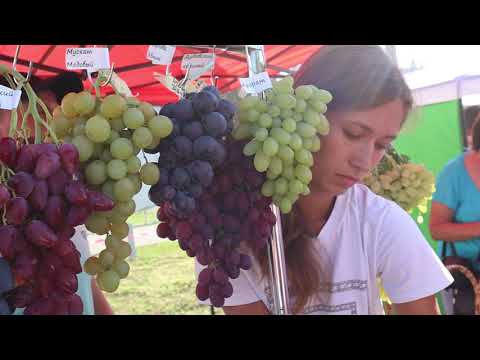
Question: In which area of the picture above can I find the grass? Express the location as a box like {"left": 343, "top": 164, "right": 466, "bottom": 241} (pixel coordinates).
{"left": 128, "top": 207, "right": 158, "bottom": 227}
{"left": 104, "top": 240, "right": 224, "bottom": 315}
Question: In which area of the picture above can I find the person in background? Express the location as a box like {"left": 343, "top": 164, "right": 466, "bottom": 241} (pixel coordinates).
{"left": 0, "top": 72, "right": 114, "bottom": 315}
{"left": 463, "top": 105, "right": 480, "bottom": 151}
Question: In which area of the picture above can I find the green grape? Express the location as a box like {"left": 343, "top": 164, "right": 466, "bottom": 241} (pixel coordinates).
{"left": 293, "top": 113, "right": 303, "bottom": 122}
{"left": 295, "top": 165, "right": 313, "bottom": 184}
{"left": 123, "top": 107, "right": 145, "bottom": 130}
{"left": 102, "top": 181, "right": 115, "bottom": 200}
{"left": 302, "top": 137, "right": 314, "bottom": 151}
{"left": 105, "top": 234, "right": 121, "bottom": 250}
{"left": 258, "top": 113, "right": 273, "bottom": 128}
{"left": 110, "top": 211, "right": 129, "bottom": 224}
{"left": 132, "top": 127, "right": 153, "bottom": 149}
{"left": 238, "top": 111, "right": 249, "bottom": 123}
{"left": 295, "top": 85, "right": 313, "bottom": 100}
{"left": 53, "top": 115, "right": 73, "bottom": 137}
{"left": 100, "top": 94, "right": 127, "bottom": 119}
{"left": 268, "top": 156, "right": 283, "bottom": 176}
{"left": 309, "top": 100, "right": 327, "bottom": 113}
{"left": 274, "top": 177, "right": 288, "bottom": 195}
{"left": 110, "top": 117, "right": 126, "bottom": 132}
{"left": 268, "top": 105, "right": 281, "bottom": 117}
{"left": 282, "top": 165, "right": 295, "bottom": 180}
{"left": 145, "top": 136, "right": 161, "bottom": 151}
{"left": 92, "top": 142, "right": 104, "bottom": 159}
{"left": 85, "top": 115, "right": 111, "bottom": 143}
{"left": 83, "top": 257, "right": 103, "bottom": 276}
{"left": 243, "top": 140, "right": 260, "bottom": 156}
{"left": 255, "top": 128, "right": 269, "bottom": 142}
{"left": 72, "top": 135, "right": 94, "bottom": 162}
{"left": 126, "top": 96, "right": 141, "bottom": 107}
{"left": 106, "top": 130, "right": 120, "bottom": 145}
{"left": 107, "top": 159, "right": 128, "bottom": 180}
{"left": 115, "top": 200, "right": 136, "bottom": 217}
{"left": 311, "top": 88, "right": 333, "bottom": 104}
{"left": 128, "top": 174, "right": 142, "bottom": 194}
{"left": 294, "top": 99, "right": 308, "bottom": 113}
{"left": 254, "top": 149, "right": 271, "bottom": 172}
{"left": 261, "top": 180, "right": 275, "bottom": 197}
{"left": 63, "top": 135, "right": 73, "bottom": 144}
{"left": 272, "top": 194, "right": 282, "bottom": 207}
{"left": 61, "top": 92, "right": 79, "bottom": 118}
{"left": 270, "top": 128, "right": 291, "bottom": 145}
{"left": 266, "top": 168, "right": 278, "bottom": 180}
{"left": 316, "top": 114, "right": 330, "bottom": 136}
{"left": 288, "top": 133, "right": 303, "bottom": 151}
{"left": 285, "top": 191, "right": 299, "bottom": 204}
{"left": 113, "top": 260, "right": 130, "bottom": 279}
{"left": 113, "top": 241, "right": 132, "bottom": 260}
{"left": 126, "top": 156, "right": 142, "bottom": 174}
{"left": 247, "top": 108, "right": 260, "bottom": 123}
{"left": 238, "top": 96, "right": 260, "bottom": 111}
{"left": 99, "top": 249, "right": 115, "bottom": 268}
{"left": 282, "top": 118, "right": 296, "bottom": 133}
{"left": 255, "top": 100, "right": 269, "bottom": 113}
{"left": 73, "top": 91, "right": 96, "bottom": 115}
{"left": 110, "top": 138, "right": 134, "bottom": 160}
{"left": 111, "top": 222, "right": 129, "bottom": 240}
{"left": 277, "top": 145, "right": 295, "bottom": 162}
{"left": 85, "top": 213, "right": 110, "bottom": 235}
{"left": 85, "top": 160, "right": 107, "bottom": 185}
{"left": 310, "top": 136, "right": 321, "bottom": 152}
{"left": 297, "top": 122, "right": 316, "bottom": 138}
{"left": 97, "top": 270, "right": 120, "bottom": 293}
{"left": 302, "top": 184, "right": 311, "bottom": 196}
{"left": 139, "top": 102, "right": 156, "bottom": 120}
{"left": 263, "top": 137, "right": 279, "bottom": 157}
{"left": 113, "top": 178, "right": 136, "bottom": 202}
{"left": 272, "top": 117, "right": 283, "bottom": 128}
{"left": 289, "top": 179, "right": 305, "bottom": 194}
{"left": 280, "top": 109, "right": 294, "bottom": 119}
{"left": 140, "top": 163, "right": 160, "bottom": 185}
{"left": 274, "top": 94, "right": 296, "bottom": 109}
{"left": 148, "top": 115, "right": 173, "bottom": 138}
{"left": 232, "top": 123, "right": 251, "bottom": 140}
{"left": 72, "top": 119, "right": 87, "bottom": 137}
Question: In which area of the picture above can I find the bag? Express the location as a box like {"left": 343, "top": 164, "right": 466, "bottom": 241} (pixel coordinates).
{"left": 441, "top": 242, "right": 479, "bottom": 315}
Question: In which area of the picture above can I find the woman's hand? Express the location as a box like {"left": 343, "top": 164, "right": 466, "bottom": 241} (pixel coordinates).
{"left": 429, "top": 201, "right": 480, "bottom": 241}
{"left": 91, "top": 278, "right": 115, "bottom": 315}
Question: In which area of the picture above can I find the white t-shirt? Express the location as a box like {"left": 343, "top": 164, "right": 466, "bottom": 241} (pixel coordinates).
{"left": 195, "top": 184, "right": 454, "bottom": 315}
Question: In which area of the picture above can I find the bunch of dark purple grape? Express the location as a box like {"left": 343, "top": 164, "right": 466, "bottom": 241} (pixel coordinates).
{"left": 147, "top": 86, "right": 237, "bottom": 218}
{"left": 0, "top": 137, "right": 114, "bottom": 315}
{"left": 155, "top": 139, "right": 277, "bottom": 307}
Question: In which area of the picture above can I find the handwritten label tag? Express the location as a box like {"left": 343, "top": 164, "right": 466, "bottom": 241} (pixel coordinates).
{"left": 105, "top": 71, "right": 133, "bottom": 97}
{"left": 0, "top": 84, "right": 22, "bottom": 110}
{"left": 181, "top": 53, "right": 215, "bottom": 81}
{"left": 239, "top": 72, "right": 272, "bottom": 94}
{"left": 154, "top": 72, "right": 185, "bottom": 98}
{"left": 147, "top": 45, "right": 176, "bottom": 65}
{"left": 65, "top": 48, "right": 110, "bottom": 71}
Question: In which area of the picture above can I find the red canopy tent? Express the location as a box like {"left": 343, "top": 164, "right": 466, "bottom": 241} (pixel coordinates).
{"left": 0, "top": 45, "right": 322, "bottom": 105}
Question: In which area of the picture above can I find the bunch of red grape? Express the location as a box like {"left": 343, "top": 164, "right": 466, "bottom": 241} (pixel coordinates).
{"left": 156, "top": 139, "right": 277, "bottom": 307}
{"left": 0, "top": 137, "right": 114, "bottom": 315}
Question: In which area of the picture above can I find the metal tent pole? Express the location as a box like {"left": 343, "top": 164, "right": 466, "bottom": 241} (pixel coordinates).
{"left": 245, "top": 45, "right": 291, "bottom": 315}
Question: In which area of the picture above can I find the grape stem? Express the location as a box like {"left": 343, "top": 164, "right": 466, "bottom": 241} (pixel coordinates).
{"left": 141, "top": 150, "right": 149, "bottom": 164}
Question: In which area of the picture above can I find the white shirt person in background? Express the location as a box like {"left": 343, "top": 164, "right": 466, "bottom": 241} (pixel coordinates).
{"left": 196, "top": 45, "right": 453, "bottom": 315}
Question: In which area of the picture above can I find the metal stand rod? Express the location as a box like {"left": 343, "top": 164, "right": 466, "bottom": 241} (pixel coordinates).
{"left": 245, "top": 45, "right": 291, "bottom": 315}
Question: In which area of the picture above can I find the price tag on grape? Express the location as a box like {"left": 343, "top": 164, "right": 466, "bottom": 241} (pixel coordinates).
{"left": 239, "top": 72, "right": 273, "bottom": 94}
{"left": 0, "top": 84, "right": 21, "bottom": 110}
{"left": 65, "top": 48, "right": 110, "bottom": 71}
{"left": 147, "top": 45, "right": 176, "bottom": 65}
{"left": 181, "top": 53, "right": 215, "bottom": 81}
{"left": 153, "top": 72, "right": 185, "bottom": 98}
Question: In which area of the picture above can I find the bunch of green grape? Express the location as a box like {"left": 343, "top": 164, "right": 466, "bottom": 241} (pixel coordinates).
{"left": 363, "top": 152, "right": 435, "bottom": 222}
{"left": 232, "top": 76, "right": 332, "bottom": 214}
{"left": 52, "top": 91, "right": 173, "bottom": 292}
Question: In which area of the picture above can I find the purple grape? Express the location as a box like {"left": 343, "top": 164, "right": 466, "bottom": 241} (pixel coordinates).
{"left": 58, "top": 143, "right": 79, "bottom": 175}
{"left": 209, "top": 284, "right": 225, "bottom": 307}
{"left": 25, "top": 220, "right": 58, "bottom": 248}
{"left": 159, "top": 103, "right": 176, "bottom": 118}
{"left": 62, "top": 250, "right": 82, "bottom": 274}
{"left": 0, "top": 225, "right": 17, "bottom": 260}
{"left": 6, "top": 197, "right": 30, "bottom": 226}
{"left": 158, "top": 170, "right": 169, "bottom": 186}
{"left": 148, "top": 184, "right": 165, "bottom": 206}
{"left": 170, "top": 167, "right": 191, "bottom": 189}
{"left": 239, "top": 254, "right": 252, "bottom": 270}
{"left": 44, "top": 196, "right": 66, "bottom": 229}
{"left": 67, "top": 206, "right": 90, "bottom": 227}
{"left": 173, "top": 191, "right": 196, "bottom": 216}
{"left": 52, "top": 238, "right": 76, "bottom": 257}
{"left": 161, "top": 185, "right": 177, "bottom": 201}
{"left": 13, "top": 249, "right": 39, "bottom": 281}
{"left": 182, "top": 121, "right": 204, "bottom": 141}
{"left": 6, "top": 284, "right": 34, "bottom": 308}
{"left": 188, "top": 160, "right": 214, "bottom": 187}
{"left": 8, "top": 172, "right": 35, "bottom": 198}
{"left": 0, "top": 257, "right": 14, "bottom": 294}
{"left": 34, "top": 152, "right": 61, "bottom": 179}
{"left": 47, "top": 169, "right": 69, "bottom": 195}
{"left": 222, "top": 282, "right": 234, "bottom": 298}
{"left": 87, "top": 191, "right": 115, "bottom": 212}
{"left": 0, "top": 185, "right": 11, "bottom": 207}
{"left": 225, "top": 263, "right": 240, "bottom": 279}
{"left": 24, "top": 298, "right": 54, "bottom": 315}
{"left": 188, "top": 183, "right": 204, "bottom": 199}
{"left": 172, "top": 99, "right": 195, "bottom": 121}
{"left": 0, "top": 137, "right": 17, "bottom": 168}
{"left": 217, "top": 99, "right": 237, "bottom": 120}
{"left": 65, "top": 181, "right": 89, "bottom": 206}
{"left": 201, "top": 112, "right": 227, "bottom": 137}
{"left": 15, "top": 145, "right": 36, "bottom": 173}
{"left": 192, "top": 91, "right": 219, "bottom": 115}
{"left": 173, "top": 136, "right": 193, "bottom": 161}
{"left": 68, "top": 294, "right": 83, "bottom": 315}
{"left": 40, "top": 252, "right": 63, "bottom": 276}
{"left": 201, "top": 86, "right": 221, "bottom": 99}
{"left": 56, "top": 267, "right": 78, "bottom": 295}
{"left": 28, "top": 180, "right": 48, "bottom": 212}
{"left": 213, "top": 267, "right": 229, "bottom": 285}
{"left": 192, "top": 136, "right": 226, "bottom": 167}
{"left": 196, "top": 283, "right": 209, "bottom": 301}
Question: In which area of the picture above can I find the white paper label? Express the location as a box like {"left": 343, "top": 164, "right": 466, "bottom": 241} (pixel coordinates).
{"left": 147, "top": 45, "right": 176, "bottom": 65}
{"left": 0, "top": 85, "right": 21, "bottom": 110}
{"left": 65, "top": 48, "right": 110, "bottom": 71}
{"left": 181, "top": 53, "right": 215, "bottom": 81}
{"left": 153, "top": 72, "right": 185, "bottom": 98}
{"left": 107, "top": 71, "right": 133, "bottom": 97}
{"left": 239, "top": 72, "right": 272, "bottom": 94}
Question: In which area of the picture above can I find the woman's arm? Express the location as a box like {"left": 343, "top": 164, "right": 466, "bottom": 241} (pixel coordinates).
{"left": 223, "top": 301, "right": 270, "bottom": 315}
{"left": 392, "top": 295, "right": 440, "bottom": 315}
{"left": 91, "top": 278, "right": 114, "bottom": 315}
{"left": 429, "top": 201, "right": 480, "bottom": 242}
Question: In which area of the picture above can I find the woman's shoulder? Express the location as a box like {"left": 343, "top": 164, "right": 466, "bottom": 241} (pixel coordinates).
{"left": 440, "top": 152, "right": 466, "bottom": 174}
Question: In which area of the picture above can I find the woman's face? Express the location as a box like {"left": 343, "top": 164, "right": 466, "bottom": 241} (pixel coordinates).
{"left": 311, "top": 99, "right": 406, "bottom": 194}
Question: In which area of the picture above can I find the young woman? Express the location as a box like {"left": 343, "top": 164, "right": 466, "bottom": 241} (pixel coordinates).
{"left": 196, "top": 45, "right": 453, "bottom": 315}
{"left": 0, "top": 73, "right": 113, "bottom": 315}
